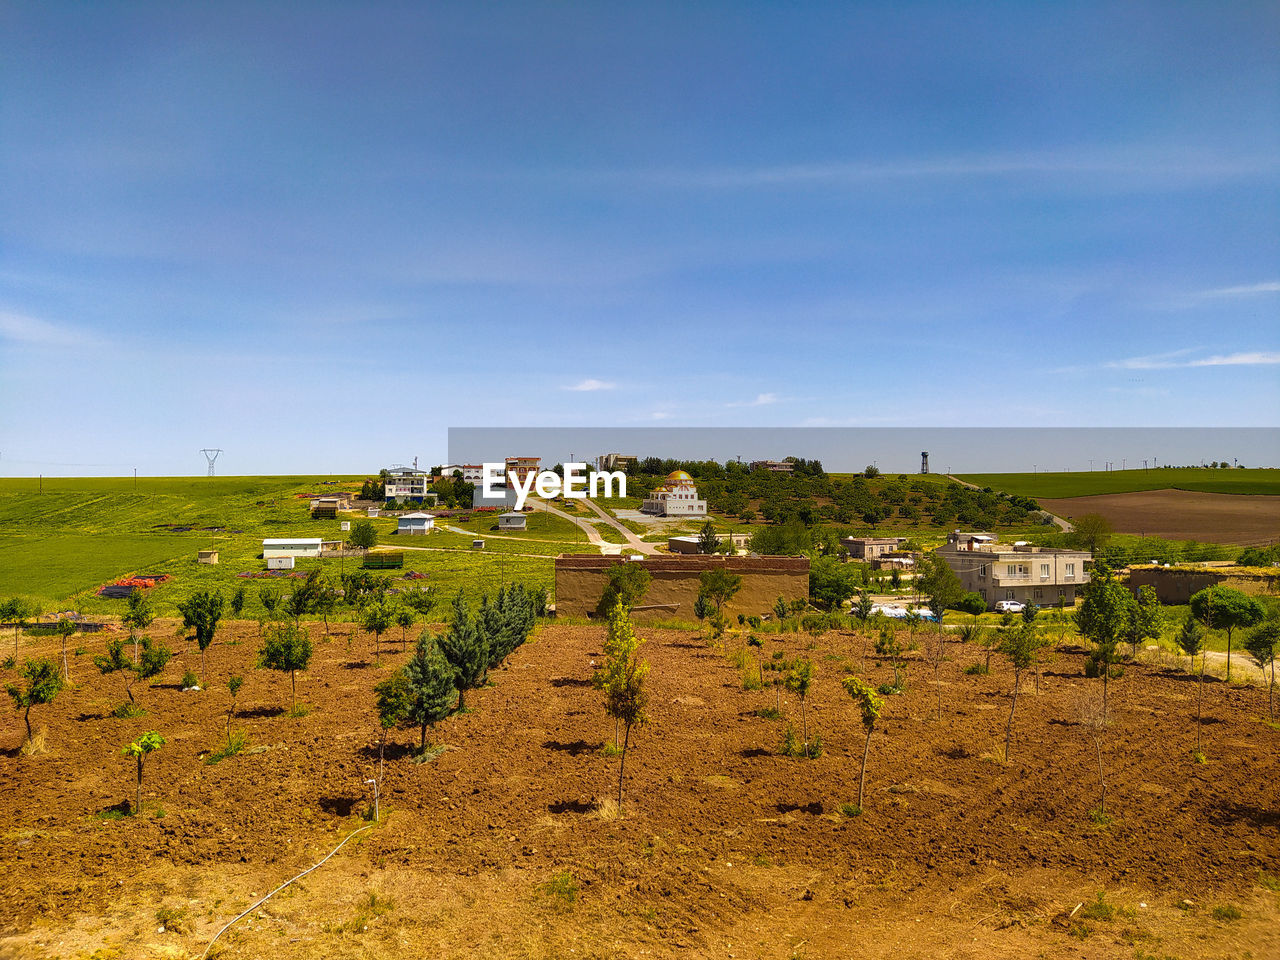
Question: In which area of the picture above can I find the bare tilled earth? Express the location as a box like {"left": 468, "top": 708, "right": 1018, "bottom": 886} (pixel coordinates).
{"left": 1040, "top": 488, "right": 1280, "bottom": 544}
{"left": 2, "top": 619, "right": 1278, "bottom": 959}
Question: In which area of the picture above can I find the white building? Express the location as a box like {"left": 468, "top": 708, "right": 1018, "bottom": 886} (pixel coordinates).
{"left": 640, "top": 471, "right": 707, "bottom": 517}
{"left": 262, "top": 538, "right": 324, "bottom": 559}
{"left": 385, "top": 467, "right": 433, "bottom": 502}
{"left": 498, "top": 511, "right": 527, "bottom": 531}
{"left": 397, "top": 512, "right": 436, "bottom": 535}
{"left": 438, "top": 464, "right": 485, "bottom": 483}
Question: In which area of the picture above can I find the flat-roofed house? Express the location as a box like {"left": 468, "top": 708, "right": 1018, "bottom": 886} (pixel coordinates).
{"left": 935, "top": 531, "right": 1091, "bottom": 609}
{"left": 841, "top": 536, "right": 908, "bottom": 560}
{"left": 263, "top": 538, "right": 324, "bottom": 559}
{"left": 498, "top": 511, "right": 527, "bottom": 531}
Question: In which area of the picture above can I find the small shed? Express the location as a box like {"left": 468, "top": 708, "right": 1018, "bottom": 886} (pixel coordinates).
{"left": 498, "top": 511, "right": 527, "bottom": 531}
{"left": 197, "top": 549, "right": 219, "bottom": 564}
{"left": 267, "top": 555, "right": 295, "bottom": 570}
{"left": 472, "top": 539, "right": 486, "bottom": 550}
{"left": 340, "top": 521, "right": 351, "bottom": 531}
{"left": 398, "top": 512, "right": 436, "bottom": 535}
{"left": 367, "top": 507, "right": 380, "bottom": 518}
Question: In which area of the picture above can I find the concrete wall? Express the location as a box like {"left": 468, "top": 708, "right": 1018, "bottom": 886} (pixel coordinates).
{"left": 554, "top": 554, "right": 810, "bottom": 620}
{"left": 1127, "top": 566, "right": 1280, "bottom": 605}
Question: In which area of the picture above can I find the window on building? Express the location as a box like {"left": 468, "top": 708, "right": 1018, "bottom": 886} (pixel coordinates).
{"left": 1040, "top": 563, "right": 1049, "bottom": 578}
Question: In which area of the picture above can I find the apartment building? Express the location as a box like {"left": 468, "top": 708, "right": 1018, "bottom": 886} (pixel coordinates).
{"left": 935, "top": 531, "right": 1091, "bottom": 609}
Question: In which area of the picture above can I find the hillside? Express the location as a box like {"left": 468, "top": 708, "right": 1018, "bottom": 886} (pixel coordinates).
{"left": 956, "top": 467, "right": 1280, "bottom": 499}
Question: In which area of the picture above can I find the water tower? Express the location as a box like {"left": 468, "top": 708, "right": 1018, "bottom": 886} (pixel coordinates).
{"left": 920, "top": 451, "right": 929, "bottom": 474}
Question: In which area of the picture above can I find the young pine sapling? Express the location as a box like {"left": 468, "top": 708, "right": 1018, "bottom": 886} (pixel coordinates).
{"left": 402, "top": 634, "right": 457, "bottom": 752}
{"left": 1175, "top": 614, "right": 1208, "bottom": 757}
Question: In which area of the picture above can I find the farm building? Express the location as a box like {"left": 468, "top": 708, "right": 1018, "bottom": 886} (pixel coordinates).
{"left": 554, "top": 554, "right": 809, "bottom": 619}
{"left": 498, "top": 511, "right": 527, "bottom": 531}
{"left": 267, "top": 555, "right": 295, "bottom": 570}
{"left": 197, "top": 549, "right": 219, "bottom": 564}
{"left": 397, "top": 512, "right": 436, "bottom": 535}
{"left": 262, "top": 537, "right": 324, "bottom": 559}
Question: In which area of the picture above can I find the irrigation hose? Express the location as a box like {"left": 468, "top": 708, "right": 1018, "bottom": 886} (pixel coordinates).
{"left": 200, "top": 822, "right": 376, "bottom": 958}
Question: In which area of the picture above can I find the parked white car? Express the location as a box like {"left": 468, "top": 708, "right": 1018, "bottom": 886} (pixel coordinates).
{"left": 994, "top": 600, "right": 1026, "bottom": 614}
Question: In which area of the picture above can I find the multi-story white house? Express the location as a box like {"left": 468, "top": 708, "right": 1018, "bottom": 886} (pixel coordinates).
{"left": 384, "top": 466, "right": 432, "bottom": 502}
{"left": 935, "top": 531, "right": 1091, "bottom": 609}
{"left": 640, "top": 471, "right": 707, "bottom": 517}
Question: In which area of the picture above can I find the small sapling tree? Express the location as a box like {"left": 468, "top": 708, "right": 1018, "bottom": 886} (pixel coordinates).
{"left": 403, "top": 634, "right": 457, "bottom": 751}
{"left": 594, "top": 603, "right": 642, "bottom": 748}
{"left": 1124, "top": 585, "right": 1164, "bottom": 659}
{"left": 177, "top": 590, "right": 224, "bottom": 685}
{"left": 55, "top": 617, "right": 75, "bottom": 683}
{"left": 747, "top": 634, "right": 764, "bottom": 686}
{"left": 122, "top": 731, "right": 165, "bottom": 815}
{"left": 1074, "top": 687, "right": 1109, "bottom": 823}
{"left": 226, "top": 675, "right": 243, "bottom": 735}
{"left": 229, "top": 585, "right": 247, "bottom": 619}
{"left": 998, "top": 624, "right": 1038, "bottom": 761}
{"left": 852, "top": 590, "right": 875, "bottom": 624}
{"left": 784, "top": 657, "right": 815, "bottom": 757}
{"left": 923, "top": 627, "right": 945, "bottom": 720}
{"left": 258, "top": 622, "right": 314, "bottom": 713}
{"left": 373, "top": 672, "right": 413, "bottom": 810}
{"left": 1245, "top": 616, "right": 1280, "bottom": 719}
{"left": 1190, "top": 585, "right": 1265, "bottom": 682}
{"left": 773, "top": 596, "right": 788, "bottom": 623}
{"left": 1075, "top": 563, "right": 1132, "bottom": 721}
{"left": 395, "top": 607, "right": 416, "bottom": 651}
{"left": 596, "top": 563, "right": 652, "bottom": 617}
{"left": 122, "top": 590, "right": 156, "bottom": 661}
{"left": 439, "top": 594, "right": 488, "bottom": 712}
{"left": 361, "top": 600, "right": 396, "bottom": 662}
{"left": 348, "top": 519, "right": 378, "bottom": 551}
{"left": 601, "top": 606, "right": 649, "bottom": 810}
{"left": 697, "top": 520, "right": 720, "bottom": 555}
{"left": 6, "top": 658, "right": 62, "bottom": 746}
{"left": 95, "top": 636, "right": 171, "bottom": 716}
{"left": 842, "top": 676, "right": 882, "bottom": 812}
{"left": 1175, "top": 614, "right": 1208, "bottom": 757}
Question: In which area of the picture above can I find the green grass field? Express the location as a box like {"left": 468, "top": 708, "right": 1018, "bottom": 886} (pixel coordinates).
{"left": 0, "top": 476, "right": 555, "bottom": 613}
{"left": 956, "top": 467, "right": 1280, "bottom": 499}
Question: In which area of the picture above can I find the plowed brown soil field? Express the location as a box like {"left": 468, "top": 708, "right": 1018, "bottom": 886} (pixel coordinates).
{"left": 1040, "top": 488, "right": 1280, "bottom": 544}
{"left": 2, "top": 619, "right": 1278, "bottom": 959}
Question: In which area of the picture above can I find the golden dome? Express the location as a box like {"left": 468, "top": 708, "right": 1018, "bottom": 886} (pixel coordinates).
{"left": 666, "top": 470, "right": 694, "bottom": 484}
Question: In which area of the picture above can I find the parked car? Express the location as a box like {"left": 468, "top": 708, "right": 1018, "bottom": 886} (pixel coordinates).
{"left": 994, "top": 600, "right": 1026, "bottom": 614}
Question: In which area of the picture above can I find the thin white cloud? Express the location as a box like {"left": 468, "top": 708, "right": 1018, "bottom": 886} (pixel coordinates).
{"left": 1107, "top": 350, "right": 1280, "bottom": 370}
{"left": 563, "top": 378, "right": 615, "bottom": 392}
{"left": 1197, "top": 281, "right": 1280, "bottom": 299}
{"left": 0, "top": 310, "right": 96, "bottom": 348}
{"left": 727, "top": 392, "right": 780, "bottom": 407}
{"left": 573, "top": 148, "right": 1278, "bottom": 191}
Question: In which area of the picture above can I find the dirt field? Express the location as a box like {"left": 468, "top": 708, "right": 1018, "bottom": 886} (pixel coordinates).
{"left": 2, "top": 619, "right": 1278, "bottom": 959}
{"left": 1040, "top": 488, "right": 1280, "bottom": 544}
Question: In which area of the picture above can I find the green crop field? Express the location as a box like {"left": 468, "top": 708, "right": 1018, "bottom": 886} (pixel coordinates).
{"left": 956, "top": 467, "right": 1280, "bottom": 499}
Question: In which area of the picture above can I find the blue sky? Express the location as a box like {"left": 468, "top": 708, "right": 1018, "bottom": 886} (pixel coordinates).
{"left": 1, "top": 2, "right": 1277, "bottom": 475}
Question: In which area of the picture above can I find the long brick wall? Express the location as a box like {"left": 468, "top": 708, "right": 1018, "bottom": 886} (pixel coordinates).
{"left": 554, "top": 554, "right": 810, "bottom": 620}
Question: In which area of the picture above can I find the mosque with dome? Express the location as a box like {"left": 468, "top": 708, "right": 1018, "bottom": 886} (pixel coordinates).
{"left": 639, "top": 470, "right": 708, "bottom": 517}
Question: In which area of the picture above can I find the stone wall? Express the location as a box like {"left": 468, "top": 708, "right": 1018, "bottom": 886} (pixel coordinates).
{"left": 1127, "top": 566, "right": 1280, "bottom": 605}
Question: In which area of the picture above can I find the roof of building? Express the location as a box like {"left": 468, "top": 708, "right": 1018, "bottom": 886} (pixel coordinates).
{"left": 499, "top": 511, "right": 525, "bottom": 518}
{"left": 666, "top": 470, "right": 695, "bottom": 483}
{"left": 262, "top": 537, "right": 324, "bottom": 546}
{"left": 399, "top": 512, "right": 435, "bottom": 520}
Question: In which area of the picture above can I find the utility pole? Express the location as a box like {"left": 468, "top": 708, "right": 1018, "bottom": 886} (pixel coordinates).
{"left": 201, "top": 448, "right": 223, "bottom": 477}
{"left": 1088, "top": 459, "right": 1094, "bottom": 472}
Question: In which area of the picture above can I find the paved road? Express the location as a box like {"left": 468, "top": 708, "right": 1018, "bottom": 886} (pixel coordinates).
{"left": 578, "top": 497, "right": 659, "bottom": 555}
{"left": 533, "top": 500, "right": 631, "bottom": 555}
